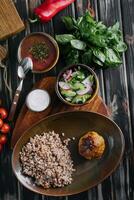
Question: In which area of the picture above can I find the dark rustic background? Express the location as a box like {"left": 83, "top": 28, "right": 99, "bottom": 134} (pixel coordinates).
{"left": 0, "top": 0, "right": 134, "bottom": 200}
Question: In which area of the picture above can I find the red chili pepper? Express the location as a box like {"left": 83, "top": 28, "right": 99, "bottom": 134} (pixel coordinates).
{"left": 33, "top": 0, "right": 75, "bottom": 23}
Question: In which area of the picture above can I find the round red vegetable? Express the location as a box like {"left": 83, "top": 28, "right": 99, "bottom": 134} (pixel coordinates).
{"left": 0, "top": 135, "right": 7, "bottom": 145}
{"left": 0, "top": 108, "right": 8, "bottom": 119}
{"left": 0, "top": 119, "right": 3, "bottom": 128}
{"left": 0, "top": 144, "right": 3, "bottom": 153}
{"left": 1, "top": 123, "right": 10, "bottom": 134}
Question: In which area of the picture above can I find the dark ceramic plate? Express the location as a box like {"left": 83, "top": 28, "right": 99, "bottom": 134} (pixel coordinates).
{"left": 12, "top": 111, "right": 124, "bottom": 196}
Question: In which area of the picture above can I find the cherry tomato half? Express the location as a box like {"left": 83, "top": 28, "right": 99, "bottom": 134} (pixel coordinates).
{"left": 0, "top": 119, "right": 3, "bottom": 128}
{"left": 0, "top": 144, "right": 3, "bottom": 153}
{"left": 0, "top": 108, "right": 8, "bottom": 119}
{"left": 1, "top": 123, "right": 10, "bottom": 134}
{"left": 0, "top": 135, "right": 7, "bottom": 145}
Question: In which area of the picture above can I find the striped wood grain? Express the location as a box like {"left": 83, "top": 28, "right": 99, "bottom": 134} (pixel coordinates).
{"left": 0, "top": 0, "right": 133, "bottom": 200}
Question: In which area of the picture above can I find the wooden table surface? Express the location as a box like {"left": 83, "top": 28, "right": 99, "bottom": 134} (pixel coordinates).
{"left": 0, "top": 0, "right": 134, "bottom": 200}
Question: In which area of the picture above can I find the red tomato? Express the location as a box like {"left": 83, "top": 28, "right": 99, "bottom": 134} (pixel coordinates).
{"left": 1, "top": 123, "right": 10, "bottom": 134}
{"left": 0, "top": 119, "right": 3, "bottom": 128}
{"left": 0, "top": 108, "right": 8, "bottom": 119}
{"left": 0, "top": 135, "right": 7, "bottom": 145}
{"left": 0, "top": 144, "right": 3, "bottom": 153}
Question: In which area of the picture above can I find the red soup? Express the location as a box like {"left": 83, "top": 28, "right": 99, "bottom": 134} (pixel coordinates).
{"left": 20, "top": 33, "right": 59, "bottom": 72}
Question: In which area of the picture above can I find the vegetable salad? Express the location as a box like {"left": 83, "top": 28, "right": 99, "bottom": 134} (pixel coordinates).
{"left": 58, "top": 66, "right": 95, "bottom": 104}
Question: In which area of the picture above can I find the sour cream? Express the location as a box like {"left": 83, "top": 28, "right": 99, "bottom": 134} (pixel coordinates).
{"left": 26, "top": 89, "right": 50, "bottom": 112}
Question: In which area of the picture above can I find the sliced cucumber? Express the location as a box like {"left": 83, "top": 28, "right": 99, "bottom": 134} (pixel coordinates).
{"left": 82, "top": 75, "right": 94, "bottom": 86}
{"left": 84, "top": 94, "right": 91, "bottom": 101}
{"left": 59, "top": 81, "right": 70, "bottom": 90}
{"left": 89, "top": 75, "right": 94, "bottom": 83}
{"left": 65, "top": 97, "right": 72, "bottom": 102}
{"left": 69, "top": 82, "right": 85, "bottom": 90}
{"left": 61, "top": 89, "right": 76, "bottom": 97}
{"left": 72, "top": 94, "right": 91, "bottom": 104}
{"left": 72, "top": 71, "right": 85, "bottom": 80}
{"left": 71, "top": 39, "right": 86, "bottom": 50}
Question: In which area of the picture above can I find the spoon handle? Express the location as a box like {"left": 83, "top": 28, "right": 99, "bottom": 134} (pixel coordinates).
{"left": 8, "top": 80, "right": 23, "bottom": 121}
{"left": 8, "top": 90, "right": 21, "bottom": 121}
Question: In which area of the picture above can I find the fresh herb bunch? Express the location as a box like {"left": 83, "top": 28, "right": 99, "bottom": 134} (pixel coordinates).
{"left": 29, "top": 42, "right": 49, "bottom": 61}
{"left": 55, "top": 11, "right": 127, "bottom": 68}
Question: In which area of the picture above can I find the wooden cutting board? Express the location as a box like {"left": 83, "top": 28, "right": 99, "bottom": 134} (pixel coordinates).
{"left": 0, "top": 0, "right": 25, "bottom": 40}
{"left": 11, "top": 77, "right": 110, "bottom": 148}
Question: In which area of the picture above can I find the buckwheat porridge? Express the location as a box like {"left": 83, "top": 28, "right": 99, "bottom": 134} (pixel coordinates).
{"left": 19, "top": 130, "right": 75, "bottom": 188}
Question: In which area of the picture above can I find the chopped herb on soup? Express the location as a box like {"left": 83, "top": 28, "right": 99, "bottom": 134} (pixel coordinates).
{"left": 29, "top": 42, "right": 49, "bottom": 61}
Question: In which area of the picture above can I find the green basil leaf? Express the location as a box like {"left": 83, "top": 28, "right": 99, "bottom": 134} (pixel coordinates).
{"left": 76, "top": 16, "right": 83, "bottom": 27}
{"left": 114, "top": 42, "right": 127, "bottom": 52}
{"left": 96, "top": 21, "right": 107, "bottom": 32}
{"left": 82, "top": 50, "right": 92, "bottom": 65}
{"left": 84, "top": 11, "right": 96, "bottom": 25}
{"left": 89, "top": 75, "right": 94, "bottom": 82}
{"left": 93, "top": 56, "right": 103, "bottom": 66}
{"left": 92, "top": 48, "right": 105, "bottom": 63}
{"left": 74, "top": 30, "right": 81, "bottom": 40}
{"left": 71, "top": 39, "right": 86, "bottom": 50}
{"left": 55, "top": 34, "right": 75, "bottom": 44}
{"left": 66, "top": 49, "right": 80, "bottom": 65}
{"left": 104, "top": 48, "right": 122, "bottom": 66}
{"left": 62, "top": 16, "right": 76, "bottom": 30}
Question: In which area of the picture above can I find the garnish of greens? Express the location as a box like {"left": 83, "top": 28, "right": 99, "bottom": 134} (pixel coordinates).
{"left": 29, "top": 42, "right": 49, "bottom": 61}
{"left": 55, "top": 11, "right": 127, "bottom": 68}
{"left": 59, "top": 66, "right": 95, "bottom": 104}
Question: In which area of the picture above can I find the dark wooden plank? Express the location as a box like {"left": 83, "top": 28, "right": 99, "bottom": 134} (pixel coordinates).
{"left": 0, "top": 40, "right": 18, "bottom": 200}
{"left": 97, "top": 0, "right": 133, "bottom": 200}
{"left": 120, "top": 1, "right": 134, "bottom": 199}
{"left": 0, "top": 1, "right": 29, "bottom": 199}
{"left": 15, "top": 1, "right": 43, "bottom": 198}
{"left": 0, "top": 42, "right": 18, "bottom": 198}
{"left": 7, "top": 0, "right": 33, "bottom": 118}
{"left": 69, "top": 192, "right": 88, "bottom": 200}
{"left": 0, "top": 0, "right": 134, "bottom": 200}
{"left": 0, "top": 150, "right": 18, "bottom": 200}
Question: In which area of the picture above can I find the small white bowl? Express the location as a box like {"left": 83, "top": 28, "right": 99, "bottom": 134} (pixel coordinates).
{"left": 26, "top": 89, "right": 51, "bottom": 112}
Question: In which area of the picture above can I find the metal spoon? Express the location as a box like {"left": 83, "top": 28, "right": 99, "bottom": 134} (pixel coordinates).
{"left": 8, "top": 66, "right": 25, "bottom": 121}
{"left": 18, "top": 65, "right": 25, "bottom": 79}
{"left": 8, "top": 58, "right": 33, "bottom": 121}
{"left": 17, "top": 66, "right": 25, "bottom": 91}
{"left": 21, "top": 57, "right": 33, "bottom": 74}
